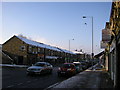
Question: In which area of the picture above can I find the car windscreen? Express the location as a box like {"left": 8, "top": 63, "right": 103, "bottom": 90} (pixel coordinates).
{"left": 34, "top": 63, "right": 45, "bottom": 67}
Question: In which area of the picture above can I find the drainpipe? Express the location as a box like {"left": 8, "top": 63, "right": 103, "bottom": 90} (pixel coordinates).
{"left": 112, "top": 30, "right": 118, "bottom": 88}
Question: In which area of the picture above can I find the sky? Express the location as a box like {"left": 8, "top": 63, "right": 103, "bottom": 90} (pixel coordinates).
{"left": 1, "top": 1, "right": 112, "bottom": 55}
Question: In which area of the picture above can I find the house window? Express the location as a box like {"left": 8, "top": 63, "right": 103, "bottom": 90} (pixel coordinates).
{"left": 42, "top": 48, "right": 44, "bottom": 53}
{"left": 38, "top": 48, "right": 44, "bottom": 53}
{"left": 38, "top": 48, "right": 41, "bottom": 52}
{"left": 29, "top": 46, "right": 32, "bottom": 53}
{"left": 20, "top": 46, "right": 26, "bottom": 51}
{"left": 33, "top": 47, "right": 38, "bottom": 54}
{"left": 51, "top": 50, "right": 53, "bottom": 55}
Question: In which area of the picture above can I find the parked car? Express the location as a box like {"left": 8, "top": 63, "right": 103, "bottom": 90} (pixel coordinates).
{"left": 57, "top": 63, "right": 76, "bottom": 76}
{"left": 80, "top": 61, "right": 88, "bottom": 70}
{"left": 27, "top": 62, "right": 53, "bottom": 75}
{"left": 73, "top": 62, "right": 83, "bottom": 73}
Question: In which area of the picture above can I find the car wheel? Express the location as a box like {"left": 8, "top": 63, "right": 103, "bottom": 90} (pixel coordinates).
{"left": 40, "top": 70, "right": 45, "bottom": 75}
{"left": 58, "top": 73, "right": 61, "bottom": 77}
{"left": 27, "top": 73, "right": 30, "bottom": 76}
{"left": 49, "top": 69, "right": 52, "bottom": 74}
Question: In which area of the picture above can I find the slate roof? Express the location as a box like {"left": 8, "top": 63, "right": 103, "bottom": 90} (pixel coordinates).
{"left": 16, "top": 35, "right": 75, "bottom": 54}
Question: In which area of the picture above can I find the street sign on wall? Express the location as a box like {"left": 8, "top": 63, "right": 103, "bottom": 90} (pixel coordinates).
{"left": 102, "top": 29, "right": 111, "bottom": 42}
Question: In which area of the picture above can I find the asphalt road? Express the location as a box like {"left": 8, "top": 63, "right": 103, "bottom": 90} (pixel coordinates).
{"left": 2, "top": 66, "right": 69, "bottom": 89}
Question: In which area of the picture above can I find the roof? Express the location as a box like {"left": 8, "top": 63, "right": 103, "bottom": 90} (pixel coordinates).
{"left": 16, "top": 35, "right": 61, "bottom": 52}
{"left": 73, "top": 62, "right": 81, "bottom": 64}
{"left": 15, "top": 35, "right": 75, "bottom": 54}
{"left": 94, "top": 51, "right": 105, "bottom": 58}
{"left": 58, "top": 48, "right": 76, "bottom": 54}
{"left": 73, "top": 51, "right": 84, "bottom": 54}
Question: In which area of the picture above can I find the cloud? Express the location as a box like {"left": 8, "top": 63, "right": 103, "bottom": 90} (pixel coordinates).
{"left": 0, "top": 38, "right": 2, "bottom": 44}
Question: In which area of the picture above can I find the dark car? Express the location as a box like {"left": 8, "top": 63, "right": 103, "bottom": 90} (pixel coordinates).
{"left": 57, "top": 63, "right": 76, "bottom": 76}
{"left": 27, "top": 62, "right": 53, "bottom": 75}
{"left": 73, "top": 62, "right": 83, "bottom": 73}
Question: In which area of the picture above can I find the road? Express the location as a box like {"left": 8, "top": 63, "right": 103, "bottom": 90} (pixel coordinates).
{"left": 2, "top": 66, "right": 69, "bottom": 89}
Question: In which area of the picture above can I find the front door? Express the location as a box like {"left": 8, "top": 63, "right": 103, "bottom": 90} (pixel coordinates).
{"left": 18, "top": 56, "right": 23, "bottom": 65}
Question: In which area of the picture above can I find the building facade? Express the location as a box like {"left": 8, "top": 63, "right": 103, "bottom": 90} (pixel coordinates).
{"left": 101, "top": 1, "right": 120, "bottom": 88}
{"left": 109, "top": 1, "right": 120, "bottom": 88}
{"left": 2, "top": 35, "right": 77, "bottom": 65}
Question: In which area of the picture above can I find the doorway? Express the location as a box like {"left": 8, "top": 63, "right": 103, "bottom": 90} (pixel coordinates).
{"left": 18, "top": 56, "right": 23, "bottom": 65}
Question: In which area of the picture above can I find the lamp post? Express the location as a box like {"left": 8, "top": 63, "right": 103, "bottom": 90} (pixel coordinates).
{"left": 83, "top": 16, "right": 94, "bottom": 65}
{"left": 69, "top": 39, "right": 74, "bottom": 52}
{"left": 68, "top": 39, "right": 74, "bottom": 62}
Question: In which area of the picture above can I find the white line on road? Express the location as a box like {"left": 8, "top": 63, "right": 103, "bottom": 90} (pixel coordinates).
{"left": 27, "top": 81, "right": 31, "bottom": 83}
{"left": 34, "top": 79, "right": 38, "bottom": 81}
{"left": 44, "top": 82, "right": 60, "bottom": 90}
{"left": 17, "top": 83, "right": 23, "bottom": 85}
{"left": 7, "top": 85, "right": 14, "bottom": 88}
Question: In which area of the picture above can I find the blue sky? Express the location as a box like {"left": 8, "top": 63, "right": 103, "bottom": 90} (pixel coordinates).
{"left": 1, "top": 2, "right": 112, "bottom": 54}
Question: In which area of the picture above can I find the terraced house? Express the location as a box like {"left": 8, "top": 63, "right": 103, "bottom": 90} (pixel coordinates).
{"left": 2, "top": 35, "right": 76, "bottom": 65}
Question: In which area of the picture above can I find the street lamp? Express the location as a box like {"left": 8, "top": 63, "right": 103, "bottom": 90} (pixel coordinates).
{"left": 83, "top": 16, "right": 94, "bottom": 64}
{"left": 68, "top": 39, "right": 74, "bottom": 62}
{"left": 69, "top": 39, "right": 74, "bottom": 52}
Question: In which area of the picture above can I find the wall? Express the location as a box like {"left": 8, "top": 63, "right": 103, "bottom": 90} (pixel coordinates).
{"left": 2, "top": 36, "right": 28, "bottom": 64}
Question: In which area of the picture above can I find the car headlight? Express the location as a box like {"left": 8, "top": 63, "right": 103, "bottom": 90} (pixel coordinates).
{"left": 27, "top": 68, "right": 30, "bottom": 71}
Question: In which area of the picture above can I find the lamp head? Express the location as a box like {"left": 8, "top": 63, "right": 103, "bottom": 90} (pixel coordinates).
{"left": 83, "top": 16, "right": 86, "bottom": 18}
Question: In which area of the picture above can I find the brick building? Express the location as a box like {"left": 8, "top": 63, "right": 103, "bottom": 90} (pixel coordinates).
{"left": 2, "top": 35, "right": 76, "bottom": 65}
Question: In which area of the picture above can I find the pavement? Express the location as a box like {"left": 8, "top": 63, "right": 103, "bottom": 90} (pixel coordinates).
{"left": 45, "top": 63, "right": 114, "bottom": 90}
{"left": 0, "top": 64, "right": 28, "bottom": 68}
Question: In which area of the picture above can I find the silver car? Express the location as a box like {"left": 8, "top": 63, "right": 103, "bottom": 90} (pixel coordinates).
{"left": 27, "top": 62, "right": 53, "bottom": 75}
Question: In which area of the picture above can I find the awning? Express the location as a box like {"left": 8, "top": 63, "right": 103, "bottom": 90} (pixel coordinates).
{"left": 94, "top": 51, "right": 104, "bottom": 58}
{"left": 45, "top": 56, "right": 58, "bottom": 59}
